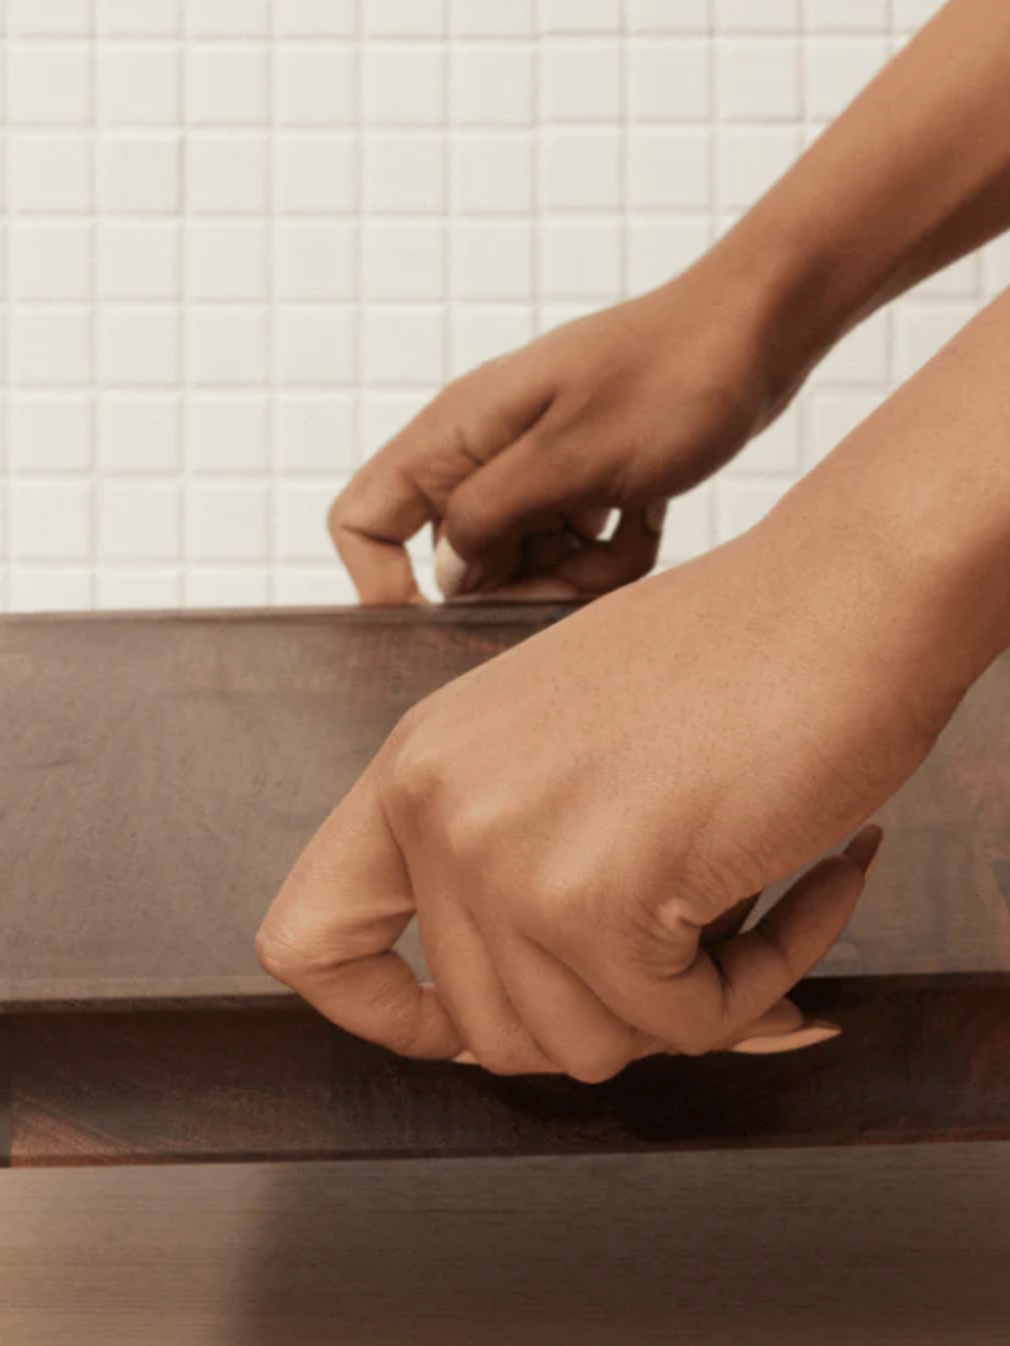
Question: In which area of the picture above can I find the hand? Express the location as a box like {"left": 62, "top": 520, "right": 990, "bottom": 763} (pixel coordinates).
{"left": 257, "top": 495, "right": 963, "bottom": 1081}
{"left": 329, "top": 256, "right": 793, "bottom": 605}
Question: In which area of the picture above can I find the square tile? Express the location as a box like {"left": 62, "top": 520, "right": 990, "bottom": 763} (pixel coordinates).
{"left": 98, "top": 481, "right": 180, "bottom": 560}
{"left": 541, "top": 129, "right": 621, "bottom": 209}
{"left": 629, "top": 129, "right": 711, "bottom": 210}
{"left": 98, "top": 309, "right": 180, "bottom": 385}
{"left": 11, "top": 223, "right": 92, "bottom": 302}
{"left": 451, "top": 222, "right": 533, "bottom": 301}
{"left": 276, "top": 308, "right": 356, "bottom": 386}
{"left": 97, "top": 137, "right": 181, "bottom": 213}
{"left": 187, "top": 396, "right": 270, "bottom": 472}
{"left": 187, "top": 483, "right": 269, "bottom": 560}
{"left": 541, "top": 220, "right": 622, "bottom": 301}
{"left": 276, "top": 396, "right": 356, "bottom": 472}
{"left": 276, "top": 223, "right": 356, "bottom": 300}
{"left": 629, "top": 40, "right": 711, "bottom": 120}
{"left": 188, "top": 136, "right": 269, "bottom": 215}
{"left": 98, "top": 46, "right": 180, "bottom": 126}
{"left": 9, "top": 137, "right": 92, "bottom": 213}
{"left": 99, "top": 395, "right": 181, "bottom": 471}
{"left": 276, "top": 45, "right": 356, "bottom": 125}
{"left": 9, "top": 395, "right": 92, "bottom": 471}
{"left": 275, "top": 137, "right": 356, "bottom": 214}
{"left": 451, "top": 45, "right": 533, "bottom": 125}
{"left": 364, "top": 47, "right": 444, "bottom": 125}
{"left": 718, "top": 39, "right": 801, "bottom": 120}
{"left": 10, "top": 310, "right": 92, "bottom": 387}
{"left": 9, "top": 46, "right": 91, "bottom": 126}
{"left": 363, "top": 135, "right": 444, "bottom": 213}
{"left": 541, "top": 41, "right": 621, "bottom": 121}
{"left": 362, "top": 222, "right": 443, "bottom": 300}
{"left": 363, "top": 307, "right": 445, "bottom": 386}
{"left": 187, "top": 307, "right": 269, "bottom": 386}
{"left": 187, "top": 48, "right": 268, "bottom": 125}
{"left": 185, "top": 223, "right": 268, "bottom": 301}
{"left": 98, "top": 223, "right": 179, "bottom": 300}
{"left": 452, "top": 133, "right": 533, "bottom": 215}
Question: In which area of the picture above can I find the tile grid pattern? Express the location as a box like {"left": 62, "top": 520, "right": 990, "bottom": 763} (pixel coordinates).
{"left": 0, "top": 0, "right": 1002, "bottom": 612}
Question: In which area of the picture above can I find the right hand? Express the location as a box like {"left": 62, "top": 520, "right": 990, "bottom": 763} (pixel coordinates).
{"left": 330, "top": 256, "right": 795, "bottom": 604}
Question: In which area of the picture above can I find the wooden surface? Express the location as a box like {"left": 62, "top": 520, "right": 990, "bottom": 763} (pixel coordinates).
{"left": 4, "top": 606, "right": 1010, "bottom": 1165}
{"left": 1, "top": 1145, "right": 1009, "bottom": 1344}
{"left": 0, "top": 606, "right": 574, "bottom": 1009}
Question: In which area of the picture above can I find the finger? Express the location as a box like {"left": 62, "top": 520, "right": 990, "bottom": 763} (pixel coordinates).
{"left": 419, "top": 900, "right": 557, "bottom": 1076}
{"left": 446, "top": 504, "right": 663, "bottom": 601}
{"left": 706, "top": 826, "right": 883, "bottom": 1042}
{"left": 256, "top": 770, "right": 461, "bottom": 1060}
{"left": 558, "top": 826, "right": 882, "bottom": 1053}
{"left": 491, "top": 934, "right": 658, "bottom": 1083}
{"left": 438, "top": 425, "right": 606, "bottom": 596}
{"left": 701, "top": 892, "right": 761, "bottom": 945}
{"left": 546, "top": 504, "right": 665, "bottom": 595}
{"left": 333, "top": 357, "right": 554, "bottom": 605}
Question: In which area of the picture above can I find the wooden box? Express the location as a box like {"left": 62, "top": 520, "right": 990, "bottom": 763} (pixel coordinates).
{"left": 3, "top": 605, "right": 1010, "bottom": 1169}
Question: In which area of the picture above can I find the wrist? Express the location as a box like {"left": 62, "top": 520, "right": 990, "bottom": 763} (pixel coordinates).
{"left": 770, "top": 400, "right": 1010, "bottom": 708}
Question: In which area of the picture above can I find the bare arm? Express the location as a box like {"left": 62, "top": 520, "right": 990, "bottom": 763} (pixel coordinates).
{"left": 331, "top": 0, "right": 1010, "bottom": 606}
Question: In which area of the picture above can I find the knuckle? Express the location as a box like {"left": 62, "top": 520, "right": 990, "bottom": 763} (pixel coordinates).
{"left": 473, "top": 1046, "right": 534, "bottom": 1078}
{"left": 255, "top": 917, "right": 315, "bottom": 988}
{"left": 382, "top": 706, "right": 442, "bottom": 812}
{"left": 442, "top": 798, "right": 498, "bottom": 866}
{"left": 561, "top": 1049, "right": 628, "bottom": 1086}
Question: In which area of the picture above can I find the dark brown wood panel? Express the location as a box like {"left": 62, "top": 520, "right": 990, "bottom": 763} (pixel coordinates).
{"left": 1, "top": 1146, "right": 1009, "bottom": 1345}
{"left": 0, "top": 606, "right": 570, "bottom": 1007}
{"left": 3, "top": 605, "right": 1010, "bottom": 1010}
{"left": 2, "top": 975, "right": 1010, "bottom": 1166}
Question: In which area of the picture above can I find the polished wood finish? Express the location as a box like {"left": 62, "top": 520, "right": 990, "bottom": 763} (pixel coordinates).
{"left": 3, "top": 606, "right": 1010, "bottom": 1166}
{"left": 2, "top": 1146, "right": 1009, "bottom": 1344}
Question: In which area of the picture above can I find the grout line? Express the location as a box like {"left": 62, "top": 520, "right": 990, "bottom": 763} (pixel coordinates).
{"left": 178, "top": 0, "right": 190, "bottom": 609}
{"left": 797, "top": 0, "right": 815, "bottom": 476}
{"left": 532, "top": 0, "right": 543, "bottom": 336}
{"left": 265, "top": 0, "right": 277, "bottom": 605}
{"left": 706, "top": 0, "right": 720, "bottom": 553}
{"left": 1, "top": 0, "right": 7, "bottom": 613}
{"left": 619, "top": 0, "right": 629, "bottom": 302}
{"left": 86, "top": 0, "right": 97, "bottom": 608}
{"left": 352, "top": 0, "right": 365, "bottom": 477}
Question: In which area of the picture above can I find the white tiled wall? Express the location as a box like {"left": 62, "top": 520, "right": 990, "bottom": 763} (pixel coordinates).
{"left": 0, "top": 0, "right": 1001, "bottom": 611}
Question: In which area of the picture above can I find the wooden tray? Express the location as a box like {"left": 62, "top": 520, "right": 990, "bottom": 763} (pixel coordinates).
{"left": 2, "top": 605, "right": 1010, "bottom": 1167}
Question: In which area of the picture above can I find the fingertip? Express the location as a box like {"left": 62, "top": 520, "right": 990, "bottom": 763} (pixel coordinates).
{"left": 843, "top": 824, "right": 884, "bottom": 878}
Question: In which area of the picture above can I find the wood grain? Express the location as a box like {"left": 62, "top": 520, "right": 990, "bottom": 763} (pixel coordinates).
{"left": 1, "top": 1146, "right": 1009, "bottom": 1345}
{"left": 3, "top": 606, "right": 1010, "bottom": 1166}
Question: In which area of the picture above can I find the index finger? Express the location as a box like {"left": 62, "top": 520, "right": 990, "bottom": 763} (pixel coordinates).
{"left": 331, "top": 356, "right": 556, "bottom": 605}
{"left": 256, "top": 769, "right": 463, "bottom": 1060}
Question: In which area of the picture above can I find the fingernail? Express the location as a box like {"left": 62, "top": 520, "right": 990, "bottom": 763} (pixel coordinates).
{"left": 731, "top": 1019, "right": 842, "bottom": 1055}
{"left": 644, "top": 499, "right": 667, "bottom": 537}
{"left": 453, "top": 1050, "right": 479, "bottom": 1066}
{"left": 844, "top": 824, "right": 884, "bottom": 878}
{"left": 434, "top": 537, "right": 472, "bottom": 599}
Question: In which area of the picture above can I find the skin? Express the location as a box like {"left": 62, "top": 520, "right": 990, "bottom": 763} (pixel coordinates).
{"left": 259, "top": 0, "right": 1010, "bottom": 1078}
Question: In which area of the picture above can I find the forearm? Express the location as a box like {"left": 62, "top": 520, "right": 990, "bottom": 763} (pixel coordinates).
{"left": 775, "top": 281, "right": 1010, "bottom": 709}
{"left": 708, "top": 0, "right": 1010, "bottom": 400}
